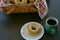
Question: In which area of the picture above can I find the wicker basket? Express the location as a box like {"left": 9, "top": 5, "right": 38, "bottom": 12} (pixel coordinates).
{"left": 4, "top": 3, "right": 38, "bottom": 14}
{"left": 4, "top": 0, "right": 41, "bottom": 14}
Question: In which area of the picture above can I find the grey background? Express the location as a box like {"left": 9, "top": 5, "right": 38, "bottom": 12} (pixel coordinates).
{"left": 0, "top": 0, "right": 60, "bottom": 40}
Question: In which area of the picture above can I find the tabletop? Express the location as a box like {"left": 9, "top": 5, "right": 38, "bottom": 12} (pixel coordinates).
{"left": 0, "top": 0, "right": 60, "bottom": 40}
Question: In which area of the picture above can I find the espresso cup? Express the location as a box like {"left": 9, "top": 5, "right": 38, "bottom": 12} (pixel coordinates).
{"left": 45, "top": 17, "right": 58, "bottom": 35}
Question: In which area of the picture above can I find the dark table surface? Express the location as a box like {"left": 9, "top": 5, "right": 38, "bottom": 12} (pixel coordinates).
{"left": 0, "top": 0, "right": 60, "bottom": 40}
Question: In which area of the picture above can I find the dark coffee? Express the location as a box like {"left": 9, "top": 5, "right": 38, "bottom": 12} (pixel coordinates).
{"left": 47, "top": 19, "right": 56, "bottom": 25}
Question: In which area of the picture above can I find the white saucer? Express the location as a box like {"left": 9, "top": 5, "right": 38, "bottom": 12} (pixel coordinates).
{"left": 21, "top": 22, "right": 44, "bottom": 40}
